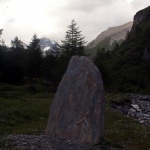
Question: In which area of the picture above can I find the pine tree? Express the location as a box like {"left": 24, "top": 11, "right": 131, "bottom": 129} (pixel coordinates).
{"left": 26, "top": 34, "right": 43, "bottom": 89}
{"left": 61, "top": 19, "right": 86, "bottom": 57}
{"left": 47, "top": 20, "right": 86, "bottom": 84}
{"left": 1, "top": 37, "right": 25, "bottom": 83}
{"left": 11, "top": 36, "right": 25, "bottom": 49}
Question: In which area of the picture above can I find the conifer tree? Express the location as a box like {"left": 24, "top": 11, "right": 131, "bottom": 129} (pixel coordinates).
{"left": 26, "top": 34, "right": 43, "bottom": 89}
{"left": 11, "top": 36, "right": 24, "bottom": 49}
{"left": 54, "top": 20, "right": 86, "bottom": 83}
{"left": 61, "top": 19, "right": 86, "bottom": 57}
{"left": 1, "top": 37, "right": 25, "bottom": 83}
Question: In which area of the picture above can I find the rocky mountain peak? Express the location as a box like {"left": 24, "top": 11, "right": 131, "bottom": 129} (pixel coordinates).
{"left": 40, "top": 37, "right": 60, "bottom": 55}
{"left": 132, "top": 6, "right": 150, "bottom": 29}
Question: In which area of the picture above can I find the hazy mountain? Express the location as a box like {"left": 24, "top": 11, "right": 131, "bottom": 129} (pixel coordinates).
{"left": 40, "top": 37, "right": 60, "bottom": 54}
{"left": 86, "top": 22, "right": 133, "bottom": 57}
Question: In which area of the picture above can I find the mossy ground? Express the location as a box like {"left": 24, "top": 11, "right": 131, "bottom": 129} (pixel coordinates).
{"left": 0, "top": 83, "right": 149, "bottom": 149}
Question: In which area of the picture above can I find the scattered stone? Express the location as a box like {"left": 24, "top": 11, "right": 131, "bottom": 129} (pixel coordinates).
{"left": 46, "top": 56, "right": 105, "bottom": 145}
{"left": 129, "top": 108, "right": 136, "bottom": 113}
{"left": 131, "top": 104, "right": 139, "bottom": 110}
{"left": 2, "top": 134, "right": 123, "bottom": 150}
{"left": 3, "top": 134, "right": 91, "bottom": 150}
{"left": 110, "top": 94, "right": 150, "bottom": 126}
{"left": 140, "top": 120, "right": 144, "bottom": 124}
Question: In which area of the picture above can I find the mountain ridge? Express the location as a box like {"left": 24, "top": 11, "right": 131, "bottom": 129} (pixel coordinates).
{"left": 85, "top": 21, "right": 133, "bottom": 57}
{"left": 88, "top": 21, "right": 133, "bottom": 48}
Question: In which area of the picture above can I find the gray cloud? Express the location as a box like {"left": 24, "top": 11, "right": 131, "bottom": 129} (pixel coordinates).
{"left": 130, "top": 0, "right": 149, "bottom": 10}
{"left": 64, "top": 0, "right": 120, "bottom": 12}
{"left": 0, "top": 0, "right": 149, "bottom": 46}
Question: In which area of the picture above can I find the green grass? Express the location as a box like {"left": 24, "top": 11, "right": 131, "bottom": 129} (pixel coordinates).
{"left": 0, "top": 83, "right": 54, "bottom": 135}
{"left": 0, "top": 83, "right": 150, "bottom": 149}
{"left": 105, "top": 107, "right": 150, "bottom": 150}
{"left": 105, "top": 93, "right": 128, "bottom": 102}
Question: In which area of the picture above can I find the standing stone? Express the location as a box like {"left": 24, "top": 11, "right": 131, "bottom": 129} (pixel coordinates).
{"left": 45, "top": 56, "right": 105, "bottom": 144}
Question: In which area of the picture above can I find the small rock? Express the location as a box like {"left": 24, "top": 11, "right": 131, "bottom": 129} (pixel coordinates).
{"left": 140, "top": 120, "right": 144, "bottom": 123}
{"left": 129, "top": 108, "right": 136, "bottom": 113}
{"left": 131, "top": 104, "right": 139, "bottom": 110}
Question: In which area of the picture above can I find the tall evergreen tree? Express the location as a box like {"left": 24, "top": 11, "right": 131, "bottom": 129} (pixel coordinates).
{"left": 55, "top": 20, "right": 86, "bottom": 83}
{"left": 61, "top": 19, "right": 86, "bottom": 57}
{"left": 26, "top": 34, "right": 43, "bottom": 88}
{"left": 1, "top": 37, "right": 25, "bottom": 83}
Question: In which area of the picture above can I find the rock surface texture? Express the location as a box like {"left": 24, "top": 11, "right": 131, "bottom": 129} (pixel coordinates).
{"left": 45, "top": 56, "right": 105, "bottom": 145}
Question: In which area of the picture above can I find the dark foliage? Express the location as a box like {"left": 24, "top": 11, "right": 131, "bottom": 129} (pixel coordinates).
{"left": 25, "top": 34, "right": 43, "bottom": 88}
{"left": 1, "top": 37, "right": 25, "bottom": 84}
{"left": 94, "top": 6, "right": 150, "bottom": 93}
{"left": 1, "top": 9, "right": 150, "bottom": 94}
{"left": 0, "top": 20, "right": 86, "bottom": 90}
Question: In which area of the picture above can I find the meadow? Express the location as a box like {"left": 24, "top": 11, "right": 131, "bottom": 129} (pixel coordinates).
{"left": 0, "top": 83, "right": 150, "bottom": 150}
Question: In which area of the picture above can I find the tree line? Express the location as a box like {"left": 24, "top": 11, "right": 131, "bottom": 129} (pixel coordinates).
{"left": 0, "top": 20, "right": 86, "bottom": 90}
{"left": 2, "top": 18, "right": 149, "bottom": 93}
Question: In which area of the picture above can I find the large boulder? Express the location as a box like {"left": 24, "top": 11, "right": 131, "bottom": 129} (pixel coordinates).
{"left": 45, "top": 56, "right": 105, "bottom": 144}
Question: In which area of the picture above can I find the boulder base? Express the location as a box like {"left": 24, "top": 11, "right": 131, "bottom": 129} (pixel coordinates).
{"left": 45, "top": 56, "right": 105, "bottom": 144}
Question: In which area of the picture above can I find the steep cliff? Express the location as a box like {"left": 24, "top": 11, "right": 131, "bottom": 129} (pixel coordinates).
{"left": 132, "top": 6, "right": 150, "bottom": 29}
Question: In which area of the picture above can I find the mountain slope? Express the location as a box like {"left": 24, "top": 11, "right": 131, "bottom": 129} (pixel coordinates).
{"left": 95, "top": 6, "right": 150, "bottom": 93}
{"left": 86, "top": 22, "right": 133, "bottom": 57}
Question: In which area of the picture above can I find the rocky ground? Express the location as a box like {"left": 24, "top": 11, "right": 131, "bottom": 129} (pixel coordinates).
{"left": 110, "top": 94, "right": 150, "bottom": 126}
{"left": 1, "top": 134, "right": 119, "bottom": 150}
{"left": 2, "top": 134, "right": 91, "bottom": 150}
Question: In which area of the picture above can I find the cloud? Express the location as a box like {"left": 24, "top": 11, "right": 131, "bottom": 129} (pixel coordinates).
{"left": 59, "top": 0, "right": 134, "bottom": 41}
{"left": 64, "top": 0, "right": 120, "bottom": 12}
{"left": 0, "top": 0, "right": 66, "bottom": 45}
{"left": 130, "top": 0, "right": 150, "bottom": 10}
{"left": 0, "top": 0, "right": 149, "bottom": 46}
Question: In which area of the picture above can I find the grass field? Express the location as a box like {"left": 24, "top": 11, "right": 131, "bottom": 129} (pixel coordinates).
{"left": 0, "top": 83, "right": 150, "bottom": 149}
{"left": 0, "top": 83, "right": 54, "bottom": 135}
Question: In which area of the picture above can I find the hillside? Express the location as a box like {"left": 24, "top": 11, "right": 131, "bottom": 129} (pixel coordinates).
{"left": 94, "top": 6, "right": 150, "bottom": 93}
{"left": 86, "top": 22, "right": 133, "bottom": 57}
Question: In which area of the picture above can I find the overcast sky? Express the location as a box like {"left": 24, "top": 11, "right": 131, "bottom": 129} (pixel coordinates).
{"left": 0, "top": 0, "right": 149, "bottom": 46}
